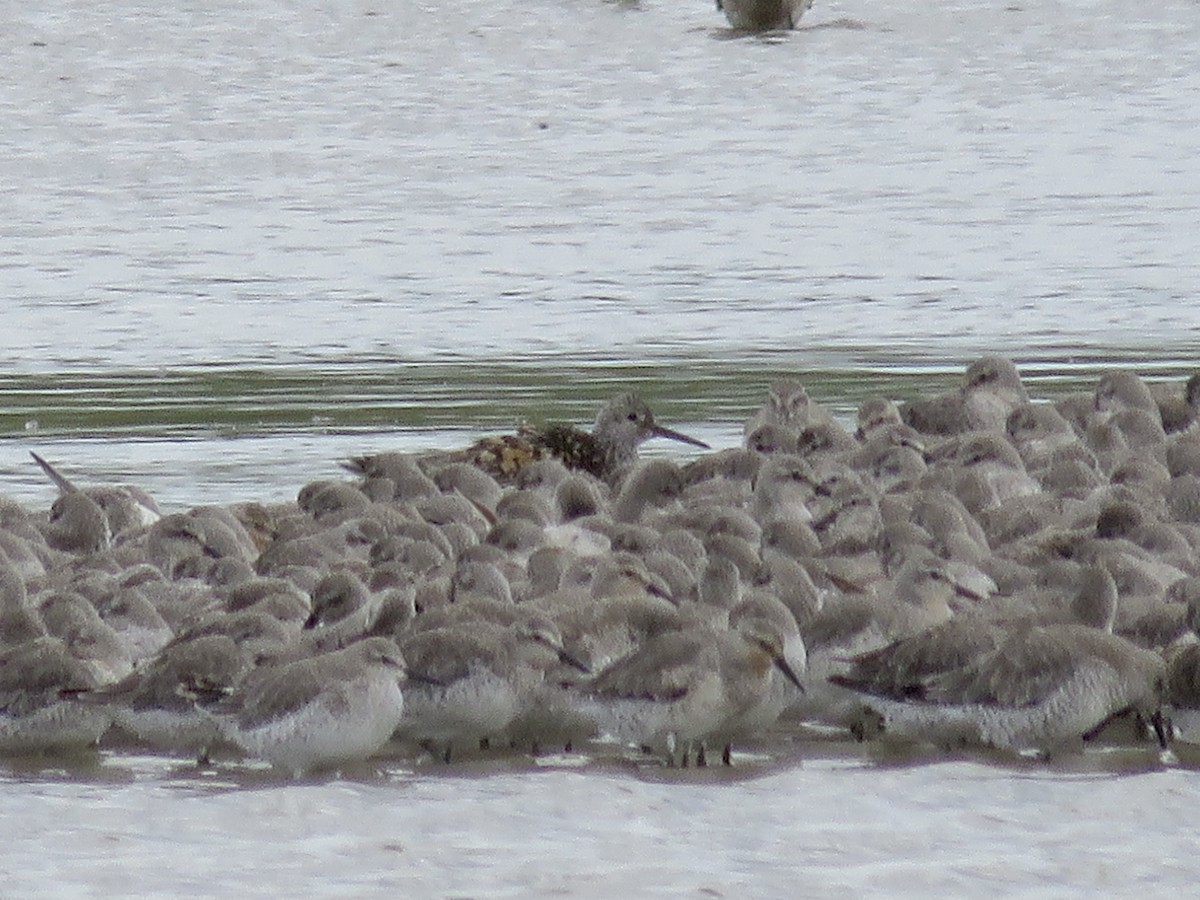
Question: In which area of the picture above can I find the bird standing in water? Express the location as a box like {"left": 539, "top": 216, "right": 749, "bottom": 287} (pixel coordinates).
{"left": 716, "top": 0, "right": 813, "bottom": 31}
{"left": 427, "top": 393, "right": 710, "bottom": 484}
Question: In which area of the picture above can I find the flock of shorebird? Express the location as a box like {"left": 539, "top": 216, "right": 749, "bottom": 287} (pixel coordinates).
{"left": 3, "top": 359, "right": 1200, "bottom": 775}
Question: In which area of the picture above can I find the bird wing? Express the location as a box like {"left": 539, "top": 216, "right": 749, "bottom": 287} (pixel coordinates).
{"left": 833, "top": 619, "right": 1003, "bottom": 700}
{"left": 925, "top": 627, "right": 1083, "bottom": 708}
{"left": 583, "top": 631, "right": 712, "bottom": 703}
{"left": 221, "top": 660, "right": 330, "bottom": 729}
{"left": 399, "top": 628, "right": 501, "bottom": 685}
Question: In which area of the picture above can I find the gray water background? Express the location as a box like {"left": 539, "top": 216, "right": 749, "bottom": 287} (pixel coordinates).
{"left": 2, "top": 0, "right": 1200, "bottom": 894}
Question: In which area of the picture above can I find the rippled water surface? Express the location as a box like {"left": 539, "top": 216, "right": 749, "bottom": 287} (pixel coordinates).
{"left": 3, "top": 0, "right": 1200, "bottom": 893}
{"left": 1, "top": 742, "right": 1197, "bottom": 897}
{"left": 4, "top": 0, "right": 1199, "bottom": 370}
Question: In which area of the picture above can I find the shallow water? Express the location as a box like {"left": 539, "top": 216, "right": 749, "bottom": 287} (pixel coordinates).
{"left": 0, "top": 740, "right": 1195, "bottom": 898}
{"left": 3, "top": 0, "right": 1200, "bottom": 892}
{"left": 3, "top": 0, "right": 1199, "bottom": 370}
{"left": 1, "top": 356, "right": 1195, "bottom": 510}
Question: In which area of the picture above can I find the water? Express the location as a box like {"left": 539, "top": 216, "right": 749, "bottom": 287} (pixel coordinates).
{"left": 2, "top": 0, "right": 1200, "bottom": 892}
{"left": 0, "top": 746, "right": 1194, "bottom": 897}
{"left": 3, "top": 0, "right": 1199, "bottom": 369}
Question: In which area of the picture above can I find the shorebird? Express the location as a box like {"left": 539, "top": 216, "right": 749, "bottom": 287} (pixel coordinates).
{"left": 612, "top": 459, "right": 686, "bottom": 523}
{"left": 717, "top": 0, "right": 813, "bottom": 30}
{"left": 82, "top": 634, "right": 253, "bottom": 761}
{"left": 213, "top": 637, "right": 408, "bottom": 775}
{"left": 826, "top": 563, "right": 1118, "bottom": 718}
{"left": 395, "top": 614, "right": 588, "bottom": 761}
{"left": 1005, "top": 403, "right": 1086, "bottom": 474}
{"left": 1164, "top": 638, "right": 1200, "bottom": 743}
{"left": 788, "top": 552, "right": 988, "bottom": 727}
{"left": 425, "top": 393, "right": 709, "bottom": 484}
{"left": 804, "top": 552, "right": 985, "bottom": 664}
{"left": 744, "top": 379, "right": 834, "bottom": 436}
{"left": 1152, "top": 372, "right": 1200, "bottom": 434}
{"left": 301, "top": 570, "right": 380, "bottom": 652}
{"left": 833, "top": 623, "right": 1168, "bottom": 756}
{"left": 89, "top": 583, "right": 174, "bottom": 665}
{"left": 856, "top": 397, "right": 905, "bottom": 441}
{"left": 0, "top": 563, "right": 46, "bottom": 650}
{"left": 30, "top": 451, "right": 161, "bottom": 539}
{"left": 715, "top": 595, "right": 808, "bottom": 755}
{"left": 1093, "top": 370, "right": 1158, "bottom": 419}
{"left": 0, "top": 636, "right": 113, "bottom": 753}
{"left": 926, "top": 431, "right": 1041, "bottom": 518}
{"left": 1159, "top": 586, "right": 1200, "bottom": 742}
{"left": 35, "top": 591, "right": 134, "bottom": 684}
{"left": 901, "top": 357, "right": 1029, "bottom": 436}
{"left": 41, "top": 492, "right": 112, "bottom": 555}
{"left": 572, "top": 616, "right": 804, "bottom": 766}
{"left": 541, "top": 553, "right": 681, "bottom": 673}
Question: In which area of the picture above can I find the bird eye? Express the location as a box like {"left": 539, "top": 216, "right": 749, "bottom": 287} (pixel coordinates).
{"left": 627, "top": 412, "right": 639, "bottom": 422}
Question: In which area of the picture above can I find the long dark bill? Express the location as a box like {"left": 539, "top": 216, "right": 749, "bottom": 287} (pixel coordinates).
{"left": 651, "top": 425, "right": 710, "bottom": 450}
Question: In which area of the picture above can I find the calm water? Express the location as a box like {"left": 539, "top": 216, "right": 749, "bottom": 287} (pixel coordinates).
{"left": 0, "top": 747, "right": 1195, "bottom": 898}
{"left": 3, "top": 0, "right": 1199, "bottom": 370}
{"left": 3, "top": 0, "right": 1200, "bottom": 893}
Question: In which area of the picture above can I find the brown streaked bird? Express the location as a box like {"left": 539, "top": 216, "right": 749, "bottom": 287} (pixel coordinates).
{"left": 717, "top": 0, "right": 813, "bottom": 30}
{"left": 429, "top": 393, "right": 710, "bottom": 483}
